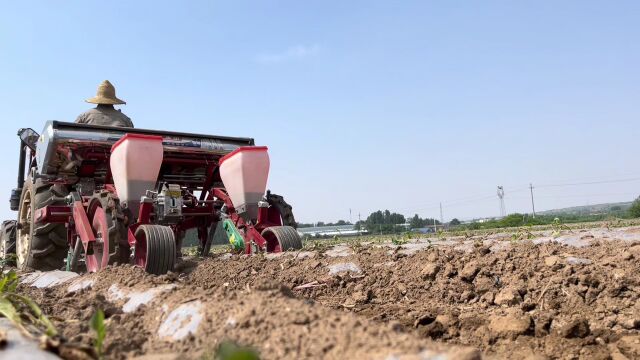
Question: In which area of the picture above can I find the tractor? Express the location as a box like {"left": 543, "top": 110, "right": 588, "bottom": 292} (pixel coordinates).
{"left": 0, "top": 121, "right": 302, "bottom": 274}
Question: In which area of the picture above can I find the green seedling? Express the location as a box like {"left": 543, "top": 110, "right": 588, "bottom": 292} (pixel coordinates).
{"left": 0, "top": 270, "right": 57, "bottom": 337}
{"left": 90, "top": 309, "right": 106, "bottom": 359}
{"left": 213, "top": 341, "right": 260, "bottom": 360}
{"left": 347, "top": 238, "right": 363, "bottom": 252}
{"left": 511, "top": 228, "right": 535, "bottom": 242}
{"left": 551, "top": 218, "right": 572, "bottom": 238}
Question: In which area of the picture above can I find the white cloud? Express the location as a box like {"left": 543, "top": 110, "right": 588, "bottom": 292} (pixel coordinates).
{"left": 256, "top": 44, "right": 320, "bottom": 64}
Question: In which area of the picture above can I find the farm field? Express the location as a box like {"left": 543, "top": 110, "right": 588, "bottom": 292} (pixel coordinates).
{"left": 9, "top": 222, "right": 640, "bottom": 359}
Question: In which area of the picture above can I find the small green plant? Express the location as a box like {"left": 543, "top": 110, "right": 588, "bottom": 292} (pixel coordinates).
{"left": 391, "top": 236, "right": 408, "bottom": 246}
{"left": 211, "top": 341, "right": 260, "bottom": 360}
{"left": 551, "top": 218, "right": 572, "bottom": 238}
{"left": 90, "top": 309, "right": 106, "bottom": 359}
{"left": 511, "top": 228, "right": 535, "bottom": 242}
{"left": 347, "top": 238, "right": 363, "bottom": 252}
{"left": 0, "top": 270, "right": 57, "bottom": 337}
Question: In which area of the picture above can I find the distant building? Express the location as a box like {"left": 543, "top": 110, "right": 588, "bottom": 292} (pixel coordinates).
{"left": 298, "top": 224, "right": 368, "bottom": 237}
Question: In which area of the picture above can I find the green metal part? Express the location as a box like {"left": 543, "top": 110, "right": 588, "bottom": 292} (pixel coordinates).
{"left": 223, "top": 219, "right": 245, "bottom": 251}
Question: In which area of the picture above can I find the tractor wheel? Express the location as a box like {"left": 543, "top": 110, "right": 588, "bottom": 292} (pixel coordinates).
{"left": 0, "top": 220, "right": 17, "bottom": 266}
{"left": 266, "top": 192, "right": 297, "bottom": 228}
{"left": 261, "top": 226, "right": 303, "bottom": 252}
{"left": 16, "top": 178, "right": 69, "bottom": 271}
{"left": 134, "top": 225, "right": 176, "bottom": 275}
{"left": 88, "top": 192, "right": 128, "bottom": 265}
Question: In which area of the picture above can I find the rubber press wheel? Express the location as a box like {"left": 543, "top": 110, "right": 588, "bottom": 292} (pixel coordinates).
{"left": 134, "top": 225, "right": 176, "bottom": 275}
{"left": 261, "top": 226, "right": 303, "bottom": 253}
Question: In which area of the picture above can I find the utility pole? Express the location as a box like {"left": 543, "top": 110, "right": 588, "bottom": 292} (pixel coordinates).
{"left": 349, "top": 208, "right": 352, "bottom": 224}
{"left": 529, "top": 183, "right": 536, "bottom": 218}
{"left": 439, "top": 202, "right": 444, "bottom": 225}
{"left": 497, "top": 186, "right": 505, "bottom": 218}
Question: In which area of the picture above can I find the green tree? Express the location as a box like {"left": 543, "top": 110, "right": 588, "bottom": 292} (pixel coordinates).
{"left": 630, "top": 197, "right": 640, "bottom": 218}
{"left": 410, "top": 214, "right": 423, "bottom": 229}
{"left": 365, "top": 210, "right": 406, "bottom": 233}
{"left": 450, "top": 218, "right": 461, "bottom": 226}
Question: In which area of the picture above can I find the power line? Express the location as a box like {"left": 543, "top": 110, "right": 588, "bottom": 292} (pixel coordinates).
{"left": 370, "top": 176, "right": 640, "bottom": 220}
{"left": 536, "top": 177, "right": 640, "bottom": 188}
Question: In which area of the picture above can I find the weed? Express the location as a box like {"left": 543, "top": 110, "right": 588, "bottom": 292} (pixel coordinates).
{"left": 391, "top": 236, "right": 408, "bottom": 246}
{"left": 347, "top": 238, "right": 363, "bottom": 252}
{"left": 551, "top": 218, "right": 572, "bottom": 238}
{"left": 0, "top": 270, "right": 57, "bottom": 337}
{"left": 90, "top": 309, "right": 106, "bottom": 359}
{"left": 511, "top": 228, "right": 535, "bottom": 242}
{"left": 209, "top": 340, "right": 259, "bottom": 360}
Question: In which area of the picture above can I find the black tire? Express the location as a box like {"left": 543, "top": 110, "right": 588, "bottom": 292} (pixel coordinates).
{"left": 1, "top": 220, "right": 17, "bottom": 266}
{"left": 16, "top": 178, "right": 69, "bottom": 271}
{"left": 266, "top": 192, "right": 297, "bottom": 228}
{"left": 135, "top": 225, "right": 176, "bottom": 275}
{"left": 261, "top": 226, "right": 303, "bottom": 252}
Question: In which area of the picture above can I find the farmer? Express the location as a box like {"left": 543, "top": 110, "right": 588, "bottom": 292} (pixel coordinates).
{"left": 75, "top": 80, "right": 134, "bottom": 127}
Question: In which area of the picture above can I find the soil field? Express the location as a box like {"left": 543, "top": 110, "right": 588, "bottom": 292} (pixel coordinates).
{"left": 12, "top": 225, "right": 640, "bottom": 359}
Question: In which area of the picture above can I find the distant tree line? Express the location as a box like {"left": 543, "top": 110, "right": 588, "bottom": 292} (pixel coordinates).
{"left": 354, "top": 210, "right": 404, "bottom": 234}
{"left": 630, "top": 196, "right": 640, "bottom": 218}
{"left": 299, "top": 195, "right": 640, "bottom": 233}
{"left": 408, "top": 214, "right": 441, "bottom": 229}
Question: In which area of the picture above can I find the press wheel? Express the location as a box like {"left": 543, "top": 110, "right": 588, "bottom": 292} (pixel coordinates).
{"left": 261, "top": 226, "right": 302, "bottom": 253}
{"left": 134, "top": 225, "right": 176, "bottom": 275}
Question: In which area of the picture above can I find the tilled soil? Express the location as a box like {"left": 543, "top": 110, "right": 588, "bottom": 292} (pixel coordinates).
{"left": 16, "top": 228, "right": 640, "bottom": 359}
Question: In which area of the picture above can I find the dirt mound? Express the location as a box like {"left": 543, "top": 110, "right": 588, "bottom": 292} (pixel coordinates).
{"left": 15, "top": 228, "right": 640, "bottom": 359}
{"left": 187, "top": 239, "right": 640, "bottom": 359}
{"left": 21, "top": 264, "right": 460, "bottom": 359}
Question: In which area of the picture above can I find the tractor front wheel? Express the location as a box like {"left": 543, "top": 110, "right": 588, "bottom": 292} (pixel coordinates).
{"left": 134, "top": 225, "right": 176, "bottom": 275}
{"left": 261, "top": 226, "right": 303, "bottom": 253}
{"left": 16, "top": 179, "right": 69, "bottom": 271}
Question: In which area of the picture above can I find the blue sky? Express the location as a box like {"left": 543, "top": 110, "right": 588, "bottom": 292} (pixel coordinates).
{"left": 1, "top": 1, "right": 639, "bottom": 223}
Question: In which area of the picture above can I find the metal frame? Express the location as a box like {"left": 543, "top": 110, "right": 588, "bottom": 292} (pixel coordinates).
{"left": 28, "top": 136, "right": 288, "bottom": 272}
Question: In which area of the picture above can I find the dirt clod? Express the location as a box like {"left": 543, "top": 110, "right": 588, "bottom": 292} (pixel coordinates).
{"left": 494, "top": 286, "right": 522, "bottom": 306}
{"left": 420, "top": 263, "right": 440, "bottom": 280}
{"left": 559, "top": 318, "right": 591, "bottom": 339}
{"left": 460, "top": 263, "right": 480, "bottom": 282}
{"left": 489, "top": 310, "right": 532, "bottom": 339}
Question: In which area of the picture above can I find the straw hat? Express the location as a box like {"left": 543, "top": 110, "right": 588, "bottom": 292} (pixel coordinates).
{"left": 85, "top": 80, "right": 126, "bottom": 105}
